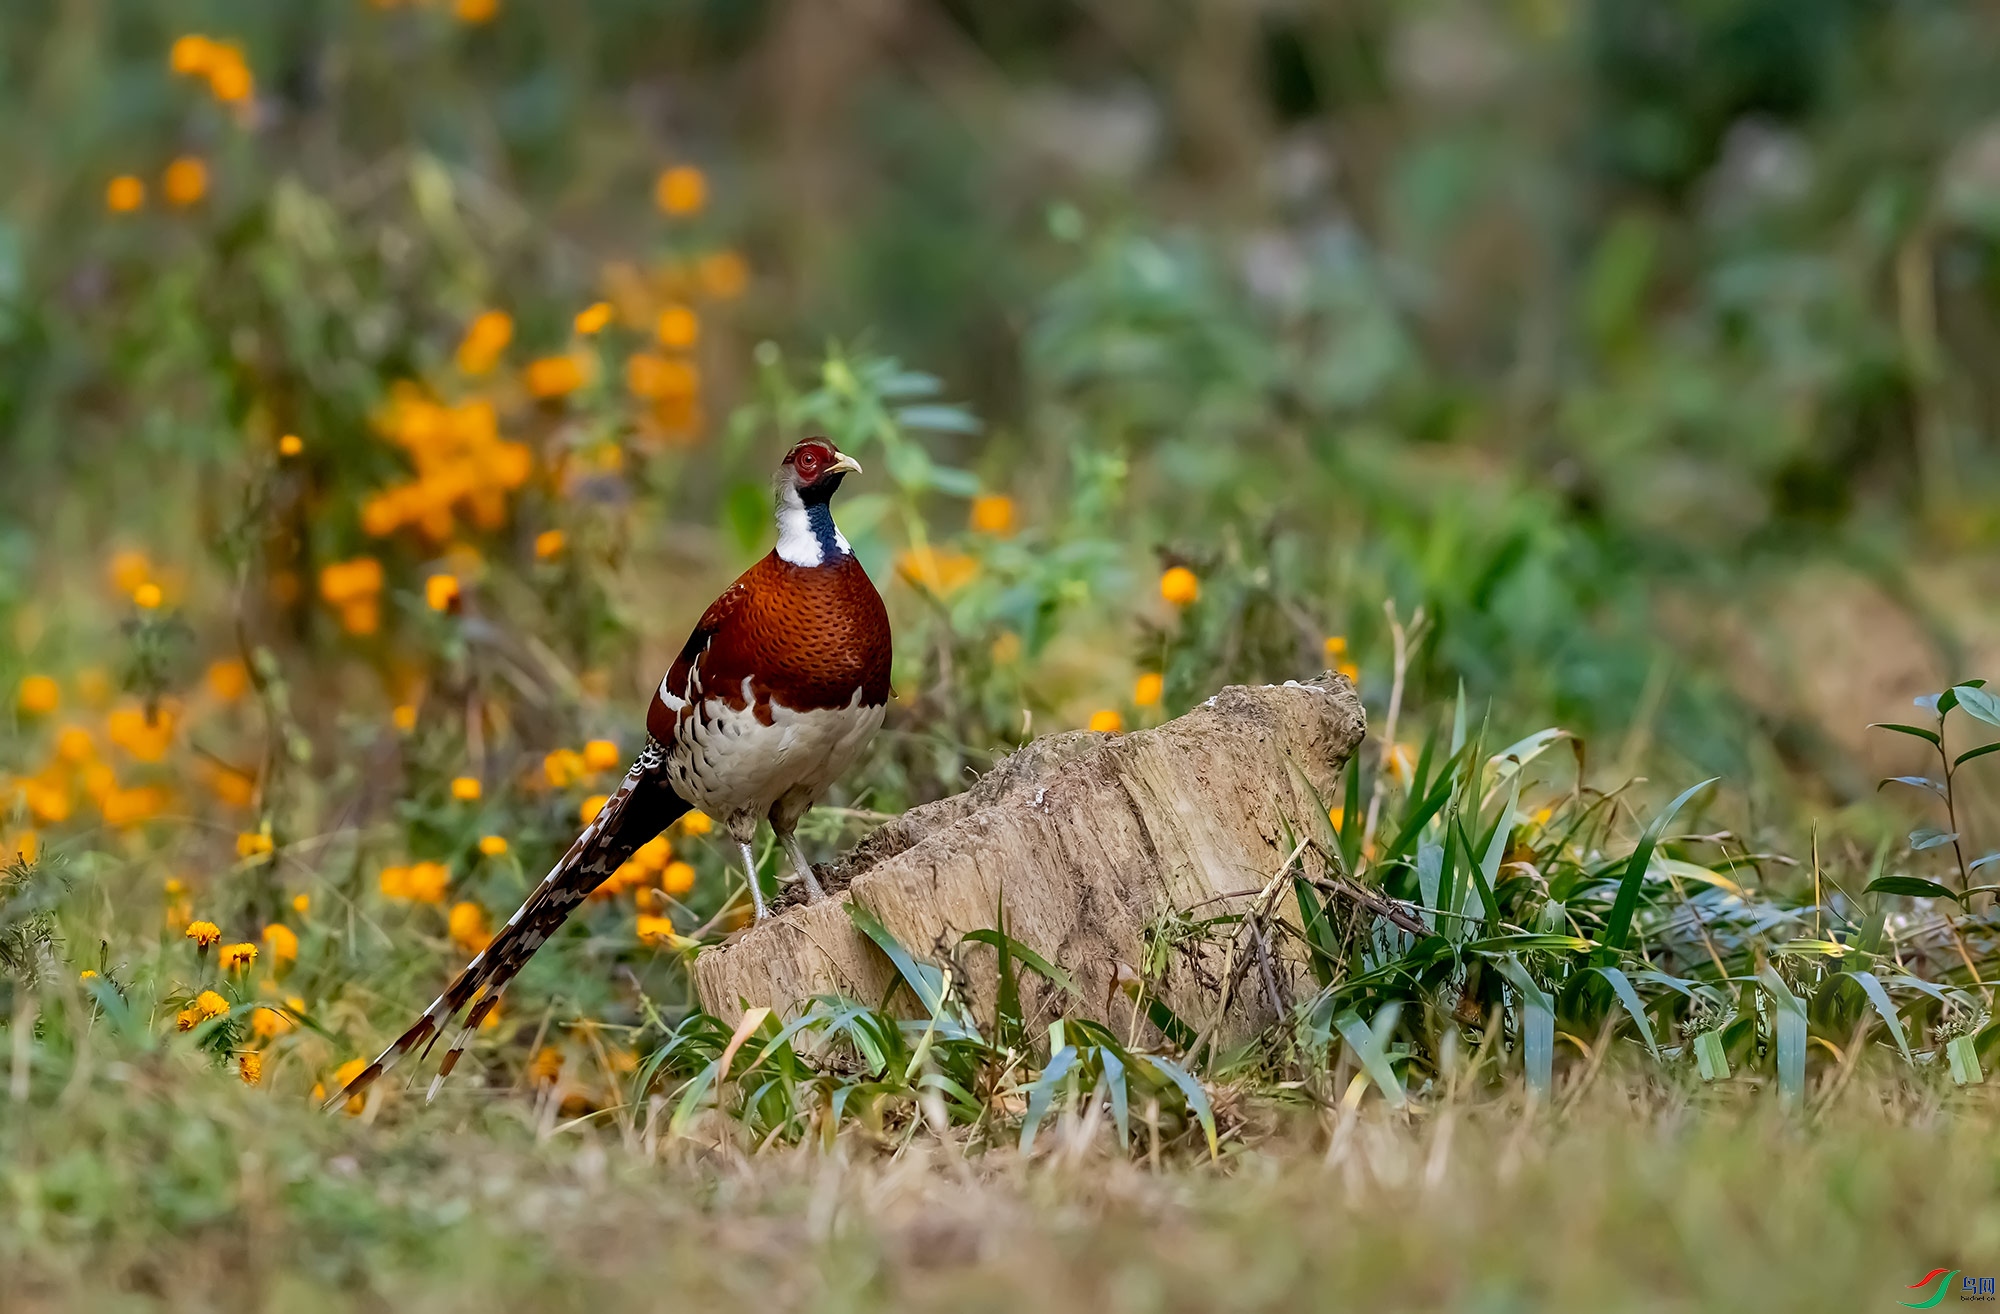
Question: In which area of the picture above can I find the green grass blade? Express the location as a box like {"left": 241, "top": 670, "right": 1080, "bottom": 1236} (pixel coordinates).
{"left": 847, "top": 900, "right": 950, "bottom": 1019}
{"left": 1018, "top": 1044, "right": 1079, "bottom": 1154}
{"left": 1139, "top": 1054, "right": 1219, "bottom": 1158}
{"left": 1757, "top": 965, "right": 1807, "bottom": 1104}
{"left": 1587, "top": 965, "right": 1660, "bottom": 1061}
{"left": 1845, "top": 970, "right": 1914, "bottom": 1065}
{"left": 1494, "top": 955, "right": 1554, "bottom": 1096}
{"left": 1599, "top": 777, "right": 1718, "bottom": 954}
{"left": 1332, "top": 1004, "right": 1407, "bottom": 1110}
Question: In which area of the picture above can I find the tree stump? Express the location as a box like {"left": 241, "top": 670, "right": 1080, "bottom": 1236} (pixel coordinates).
{"left": 692, "top": 673, "right": 1366, "bottom": 1045}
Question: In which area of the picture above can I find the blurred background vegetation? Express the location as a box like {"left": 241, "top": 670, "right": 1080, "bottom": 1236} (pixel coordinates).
{"left": 8, "top": 1, "right": 2000, "bottom": 1306}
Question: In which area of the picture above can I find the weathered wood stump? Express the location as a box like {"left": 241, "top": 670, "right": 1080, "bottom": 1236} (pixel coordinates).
{"left": 692, "top": 673, "right": 1366, "bottom": 1043}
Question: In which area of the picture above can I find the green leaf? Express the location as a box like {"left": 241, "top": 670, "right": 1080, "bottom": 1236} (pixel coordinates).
{"left": 1493, "top": 955, "right": 1555, "bottom": 1096}
{"left": 1099, "top": 1047, "right": 1130, "bottom": 1149}
{"left": 1331, "top": 1004, "right": 1407, "bottom": 1110}
{"left": 1757, "top": 966, "right": 1807, "bottom": 1104}
{"left": 1867, "top": 875, "right": 1959, "bottom": 901}
{"left": 1955, "top": 741, "right": 2000, "bottom": 768}
{"left": 1599, "top": 779, "right": 1719, "bottom": 955}
{"left": 1844, "top": 971, "right": 1914, "bottom": 1066}
{"left": 1138, "top": 1055, "right": 1219, "bottom": 1158}
{"left": 1587, "top": 965, "right": 1660, "bottom": 1061}
{"left": 846, "top": 902, "right": 951, "bottom": 1020}
{"left": 1910, "top": 827, "right": 1959, "bottom": 852}
{"left": 1870, "top": 722, "right": 1941, "bottom": 746}
{"left": 1018, "top": 1044, "right": 1079, "bottom": 1154}
{"left": 893, "top": 404, "right": 982, "bottom": 436}
{"left": 722, "top": 481, "right": 770, "bottom": 557}
{"left": 1952, "top": 685, "right": 2000, "bottom": 728}
{"left": 1879, "top": 776, "right": 1947, "bottom": 799}
{"left": 1693, "top": 1030, "right": 1731, "bottom": 1081}
{"left": 960, "top": 928, "right": 1079, "bottom": 997}
{"left": 1948, "top": 1033, "right": 1986, "bottom": 1086}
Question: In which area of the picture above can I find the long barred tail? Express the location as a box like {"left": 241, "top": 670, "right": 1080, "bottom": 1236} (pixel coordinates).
{"left": 329, "top": 740, "right": 689, "bottom": 1111}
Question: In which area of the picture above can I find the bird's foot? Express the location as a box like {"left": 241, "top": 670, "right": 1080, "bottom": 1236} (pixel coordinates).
{"left": 779, "top": 830, "right": 827, "bottom": 903}
{"left": 739, "top": 840, "right": 770, "bottom": 921}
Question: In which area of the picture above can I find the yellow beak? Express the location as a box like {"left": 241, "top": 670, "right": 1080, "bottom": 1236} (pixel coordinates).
{"left": 828, "top": 451, "right": 863, "bottom": 477}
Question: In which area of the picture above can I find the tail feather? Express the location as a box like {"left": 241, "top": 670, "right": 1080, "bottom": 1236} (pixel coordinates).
{"left": 329, "top": 741, "right": 689, "bottom": 1112}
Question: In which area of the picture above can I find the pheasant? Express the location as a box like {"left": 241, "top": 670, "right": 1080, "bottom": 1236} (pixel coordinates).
{"left": 331, "top": 438, "right": 891, "bottom": 1107}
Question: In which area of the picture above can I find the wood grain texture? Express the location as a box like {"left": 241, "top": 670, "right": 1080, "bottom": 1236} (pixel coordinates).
{"left": 693, "top": 673, "right": 1366, "bottom": 1045}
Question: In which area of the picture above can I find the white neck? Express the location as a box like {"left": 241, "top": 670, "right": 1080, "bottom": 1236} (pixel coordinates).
{"left": 774, "top": 483, "right": 850, "bottom": 567}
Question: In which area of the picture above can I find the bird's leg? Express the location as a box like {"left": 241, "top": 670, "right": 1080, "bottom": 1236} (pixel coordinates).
{"left": 778, "top": 827, "right": 827, "bottom": 903}
{"left": 739, "top": 839, "right": 769, "bottom": 921}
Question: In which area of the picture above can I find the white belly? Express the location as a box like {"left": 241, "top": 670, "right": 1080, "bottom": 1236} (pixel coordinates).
{"left": 663, "top": 688, "right": 885, "bottom": 827}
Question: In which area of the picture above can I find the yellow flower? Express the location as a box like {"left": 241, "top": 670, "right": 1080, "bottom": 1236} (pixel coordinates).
{"left": 25, "top": 777, "right": 73, "bottom": 824}
{"left": 378, "top": 865, "right": 409, "bottom": 900}
{"left": 970, "top": 494, "right": 1016, "bottom": 535}
{"left": 679, "top": 811, "right": 712, "bottom": 837}
{"left": 239, "top": 1052, "right": 263, "bottom": 1086}
{"left": 455, "top": 0, "right": 498, "bottom": 23}
{"left": 195, "top": 989, "right": 230, "bottom": 1020}
{"left": 1328, "top": 807, "right": 1344, "bottom": 833}
{"left": 205, "top": 658, "right": 250, "bottom": 702}
{"left": 176, "top": 1007, "right": 201, "bottom": 1031}
{"left": 534, "top": 529, "right": 566, "bottom": 560}
{"left": 662, "top": 860, "right": 696, "bottom": 896}
{"left": 251, "top": 1005, "right": 293, "bottom": 1039}
{"left": 278, "top": 433, "right": 304, "bottom": 457}
{"left": 456, "top": 310, "right": 514, "bottom": 375}
{"left": 1159, "top": 566, "right": 1199, "bottom": 607}
{"left": 697, "top": 249, "right": 748, "bottom": 299}
{"left": 583, "top": 739, "right": 621, "bottom": 772}
{"left": 79, "top": 969, "right": 97, "bottom": 982}
{"left": 16, "top": 675, "right": 59, "bottom": 716}
{"left": 579, "top": 793, "right": 609, "bottom": 824}
{"left": 262, "top": 923, "right": 299, "bottom": 963}
{"left": 542, "top": 748, "right": 586, "bottom": 789}
{"left": 108, "top": 702, "right": 176, "bottom": 762}
{"left": 339, "top": 598, "right": 380, "bottom": 636}
{"left": 477, "top": 834, "right": 509, "bottom": 857}
{"left": 165, "top": 878, "right": 187, "bottom": 896}
{"left": 635, "top": 914, "right": 678, "bottom": 947}
{"left": 9, "top": 831, "right": 38, "bottom": 864}
{"left": 574, "top": 302, "right": 613, "bottom": 335}
{"left": 203, "top": 44, "right": 253, "bottom": 103}
{"left": 185, "top": 920, "right": 222, "bottom": 949}
{"left": 236, "top": 830, "right": 274, "bottom": 860}
{"left": 896, "top": 546, "right": 978, "bottom": 596}
{"left": 106, "top": 175, "right": 145, "bottom": 213}
{"left": 1323, "top": 635, "right": 1348, "bottom": 661}
{"left": 132, "top": 582, "right": 164, "bottom": 610}
{"left": 450, "top": 776, "right": 482, "bottom": 801}
{"left": 529, "top": 1046, "right": 563, "bottom": 1086}
{"left": 103, "top": 785, "right": 171, "bottom": 828}
{"left": 425, "top": 573, "right": 461, "bottom": 612}
{"left": 625, "top": 352, "right": 699, "bottom": 400}
{"left": 632, "top": 835, "right": 672, "bottom": 870}
{"left": 1133, "top": 673, "right": 1164, "bottom": 707}
{"left": 292, "top": 892, "right": 310, "bottom": 914}
{"left": 1088, "top": 709, "right": 1124, "bottom": 734}
{"left": 162, "top": 156, "right": 208, "bottom": 207}
{"left": 1387, "top": 742, "right": 1417, "bottom": 787}
{"left": 170, "top": 35, "right": 217, "bottom": 76}
{"left": 392, "top": 703, "right": 418, "bottom": 732}
{"left": 219, "top": 942, "right": 258, "bottom": 971}
{"left": 109, "top": 550, "right": 153, "bottom": 596}
{"left": 326, "top": 1058, "right": 369, "bottom": 1115}
{"left": 655, "top": 304, "right": 699, "bottom": 350}
{"left": 654, "top": 166, "right": 707, "bottom": 216}
{"left": 400, "top": 860, "right": 448, "bottom": 904}
{"left": 524, "top": 354, "right": 588, "bottom": 399}
{"left": 448, "top": 900, "right": 491, "bottom": 952}
{"left": 318, "top": 557, "right": 384, "bottom": 605}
